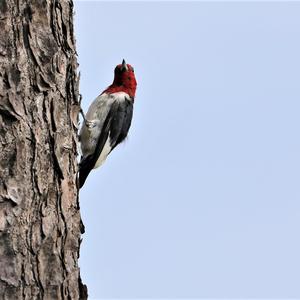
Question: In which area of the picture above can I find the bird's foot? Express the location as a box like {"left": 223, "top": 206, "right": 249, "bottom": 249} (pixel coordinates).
{"left": 85, "top": 120, "right": 97, "bottom": 128}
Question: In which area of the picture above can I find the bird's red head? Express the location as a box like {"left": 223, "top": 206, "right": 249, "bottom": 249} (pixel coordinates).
{"left": 104, "top": 59, "right": 137, "bottom": 98}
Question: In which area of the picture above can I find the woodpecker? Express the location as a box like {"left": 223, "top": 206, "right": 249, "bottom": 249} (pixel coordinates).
{"left": 79, "top": 59, "right": 137, "bottom": 188}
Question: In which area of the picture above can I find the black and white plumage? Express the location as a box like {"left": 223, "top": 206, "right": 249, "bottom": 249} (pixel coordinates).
{"left": 79, "top": 92, "right": 134, "bottom": 188}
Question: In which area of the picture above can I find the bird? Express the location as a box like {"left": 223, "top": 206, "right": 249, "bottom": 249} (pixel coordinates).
{"left": 78, "top": 59, "right": 137, "bottom": 188}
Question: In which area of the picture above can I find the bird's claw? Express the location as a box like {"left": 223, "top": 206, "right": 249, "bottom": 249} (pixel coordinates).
{"left": 85, "top": 120, "right": 96, "bottom": 128}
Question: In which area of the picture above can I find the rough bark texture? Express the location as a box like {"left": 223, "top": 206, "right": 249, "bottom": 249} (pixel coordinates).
{"left": 0, "top": 0, "right": 87, "bottom": 299}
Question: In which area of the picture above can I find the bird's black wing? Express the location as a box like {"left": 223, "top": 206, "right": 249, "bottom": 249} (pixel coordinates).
{"left": 79, "top": 108, "right": 113, "bottom": 188}
{"left": 110, "top": 98, "right": 133, "bottom": 150}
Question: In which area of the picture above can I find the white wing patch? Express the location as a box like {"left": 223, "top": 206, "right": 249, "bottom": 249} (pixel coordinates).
{"left": 94, "top": 136, "right": 112, "bottom": 169}
{"left": 111, "top": 91, "right": 130, "bottom": 102}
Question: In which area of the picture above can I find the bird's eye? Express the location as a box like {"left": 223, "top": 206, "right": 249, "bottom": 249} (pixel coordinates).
{"left": 131, "top": 67, "right": 134, "bottom": 72}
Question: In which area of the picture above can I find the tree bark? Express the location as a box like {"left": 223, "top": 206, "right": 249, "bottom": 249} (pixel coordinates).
{"left": 0, "top": 0, "right": 87, "bottom": 299}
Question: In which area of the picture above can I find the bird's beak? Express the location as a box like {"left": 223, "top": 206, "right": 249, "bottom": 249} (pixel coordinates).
{"left": 121, "top": 59, "right": 128, "bottom": 71}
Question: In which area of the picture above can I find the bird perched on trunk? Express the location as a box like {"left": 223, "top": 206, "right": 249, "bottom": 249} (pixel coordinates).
{"left": 79, "top": 59, "right": 137, "bottom": 188}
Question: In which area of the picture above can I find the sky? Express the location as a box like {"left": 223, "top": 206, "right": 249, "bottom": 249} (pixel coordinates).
{"left": 74, "top": 1, "right": 300, "bottom": 299}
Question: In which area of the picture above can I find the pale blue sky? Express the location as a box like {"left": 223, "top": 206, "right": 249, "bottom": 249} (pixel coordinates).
{"left": 74, "top": 1, "right": 300, "bottom": 299}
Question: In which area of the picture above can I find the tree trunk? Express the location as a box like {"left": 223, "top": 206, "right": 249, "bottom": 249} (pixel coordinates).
{"left": 0, "top": 0, "right": 87, "bottom": 299}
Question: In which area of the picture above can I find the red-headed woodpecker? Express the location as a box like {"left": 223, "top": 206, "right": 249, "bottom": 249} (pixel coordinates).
{"left": 79, "top": 59, "right": 137, "bottom": 188}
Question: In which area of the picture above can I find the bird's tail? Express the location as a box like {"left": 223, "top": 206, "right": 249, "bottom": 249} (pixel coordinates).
{"left": 78, "top": 156, "right": 93, "bottom": 188}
